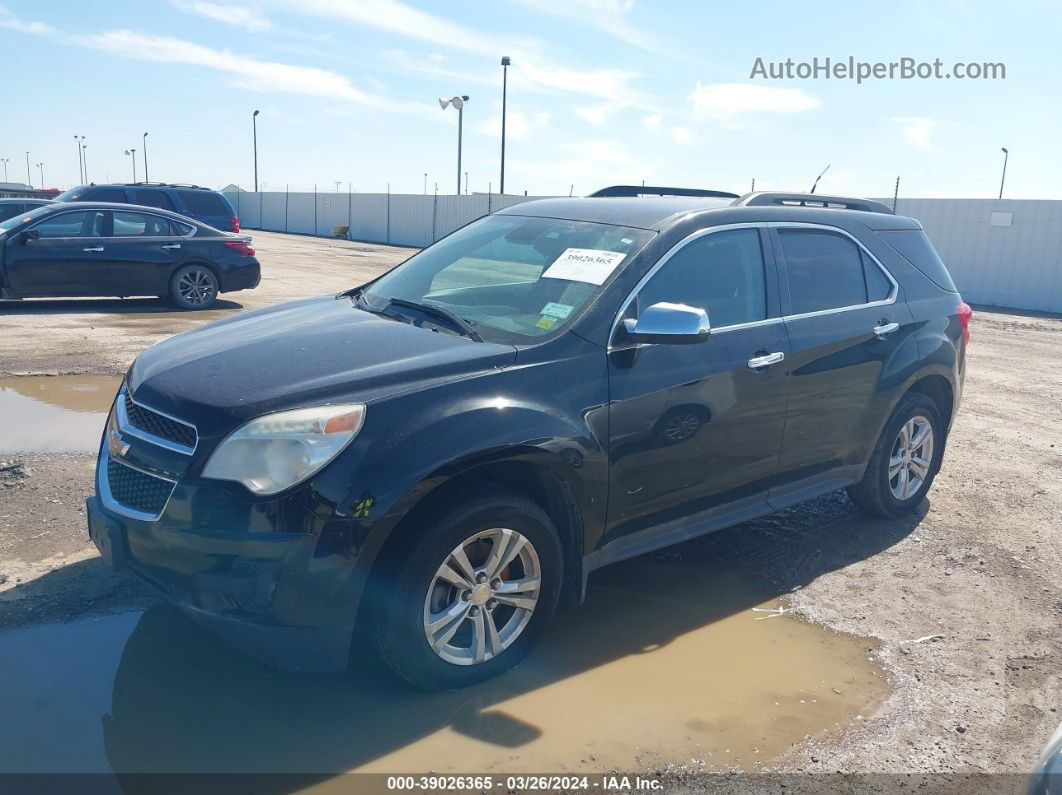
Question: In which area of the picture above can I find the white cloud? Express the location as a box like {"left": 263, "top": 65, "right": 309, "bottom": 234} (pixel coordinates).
{"left": 669, "top": 126, "right": 703, "bottom": 145}
{"left": 689, "top": 82, "right": 820, "bottom": 119}
{"left": 171, "top": 1, "right": 272, "bottom": 32}
{"left": 0, "top": 8, "right": 432, "bottom": 116}
{"left": 474, "top": 110, "right": 551, "bottom": 141}
{"left": 642, "top": 114, "right": 662, "bottom": 133}
{"left": 892, "top": 116, "right": 937, "bottom": 152}
{"left": 574, "top": 104, "right": 615, "bottom": 126}
{"left": 510, "top": 138, "right": 652, "bottom": 191}
{"left": 514, "top": 0, "right": 667, "bottom": 55}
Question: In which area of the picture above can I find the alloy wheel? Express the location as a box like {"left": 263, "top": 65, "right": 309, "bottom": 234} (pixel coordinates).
{"left": 888, "top": 415, "right": 934, "bottom": 500}
{"left": 423, "top": 527, "right": 541, "bottom": 666}
{"left": 177, "top": 269, "right": 215, "bottom": 305}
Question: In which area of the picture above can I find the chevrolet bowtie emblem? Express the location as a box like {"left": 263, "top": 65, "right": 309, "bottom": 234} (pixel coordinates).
{"left": 108, "top": 424, "right": 131, "bottom": 459}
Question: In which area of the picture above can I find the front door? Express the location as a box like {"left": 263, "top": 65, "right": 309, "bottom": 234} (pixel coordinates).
{"left": 605, "top": 225, "right": 789, "bottom": 543}
{"left": 4, "top": 209, "right": 108, "bottom": 296}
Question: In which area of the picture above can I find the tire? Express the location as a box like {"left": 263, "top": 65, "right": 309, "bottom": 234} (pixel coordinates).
{"left": 374, "top": 486, "right": 563, "bottom": 691}
{"left": 847, "top": 392, "right": 944, "bottom": 517}
{"left": 169, "top": 264, "right": 219, "bottom": 310}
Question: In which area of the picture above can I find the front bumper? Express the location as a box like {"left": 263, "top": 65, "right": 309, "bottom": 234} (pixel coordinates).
{"left": 87, "top": 494, "right": 355, "bottom": 671}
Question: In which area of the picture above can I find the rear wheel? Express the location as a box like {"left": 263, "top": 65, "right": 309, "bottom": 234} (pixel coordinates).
{"left": 374, "top": 486, "right": 562, "bottom": 691}
{"left": 847, "top": 392, "right": 944, "bottom": 517}
{"left": 169, "top": 264, "right": 218, "bottom": 310}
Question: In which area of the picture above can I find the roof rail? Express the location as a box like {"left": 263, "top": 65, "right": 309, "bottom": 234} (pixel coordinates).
{"left": 589, "top": 185, "right": 740, "bottom": 199}
{"left": 733, "top": 191, "right": 894, "bottom": 214}
{"left": 124, "top": 181, "right": 209, "bottom": 190}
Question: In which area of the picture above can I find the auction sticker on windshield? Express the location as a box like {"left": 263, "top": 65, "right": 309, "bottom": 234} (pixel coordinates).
{"left": 541, "top": 248, "right": 627, "bottom": 285}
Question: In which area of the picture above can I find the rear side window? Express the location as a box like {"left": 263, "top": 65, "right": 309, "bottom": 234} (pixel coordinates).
{"left": 779, "top": 229, "right": 868, "bottom": 314}
{"left": 112, "top": 211, "right": 171, "bottom": 237}
{"left": 134, "top": 189, "right": 176, "bottom": 211}
{"left": 90, "top": 188, "right": 127, "bottom": 203}
{"left": 180, "top": 190, "right": 229, "bottom": 215}
{"left": 875, "top": 229, "right": 957, "bottom": 292}
{"left": 638, "top": 228, "right": 768, "bottom": 328}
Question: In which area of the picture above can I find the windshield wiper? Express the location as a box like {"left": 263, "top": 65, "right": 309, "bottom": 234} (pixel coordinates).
{"left": 385, "top": 298, "right": 484, "bottom": 342}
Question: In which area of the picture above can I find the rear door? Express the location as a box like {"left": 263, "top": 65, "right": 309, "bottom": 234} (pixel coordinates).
{"left": 102, "top": 210, "right": 185, "bottom": 295}
{"left": 4, "top": 209, "right": 108, "bottom": 296}
{"left": 605, "top": 225, "right": 789, "bottom": 541}
{"left": 768, "top": 223, "right": 910, "bottom": 504}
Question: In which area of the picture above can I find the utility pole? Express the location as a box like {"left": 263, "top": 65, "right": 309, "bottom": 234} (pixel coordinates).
{"left": 74, "top": 136, "right": 85, "bottom": 183}
{"left": 25, "top": 152, "right": 31, "bottom": 187}
{"left": 142, "top": 132, "right": 149, "bottom": 182}
{"left": 999, "top": 147, "right": 1009, "bottom": 199}
{"left": 252, "top": 110, "right": 260, "bottom": 192}
{"left": 751, "top": 178, "right": 755, "bottom": 192}
{"left": 36, "top": 162, "right": 44, "bottom": 187}
{"left": 82, "top": 144, "right": 89, "bottom": 183}
{"left": 893, "top": 176, "right": 900, "bottom": 212}
{"left": 500, "top": 56, "right": 511, "bottom": 194}
{"left": 464, "top": 171, "right": 469, "bottom": 195}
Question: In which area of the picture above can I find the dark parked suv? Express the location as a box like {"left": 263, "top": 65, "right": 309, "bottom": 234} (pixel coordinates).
{"left": 54, "top": 183, "right": 239, "bottom": 233}
{"left": 86, "top": 190, "right": 970, "bottom": 690}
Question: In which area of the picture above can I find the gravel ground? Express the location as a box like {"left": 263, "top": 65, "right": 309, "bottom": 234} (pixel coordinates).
{"left": 0, "top": 230, "right": 1059, "bottom": 785}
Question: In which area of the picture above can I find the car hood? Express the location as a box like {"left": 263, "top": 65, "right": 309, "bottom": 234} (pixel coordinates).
{"left": 128, "top": 294, "right": 517, "bottom": 437}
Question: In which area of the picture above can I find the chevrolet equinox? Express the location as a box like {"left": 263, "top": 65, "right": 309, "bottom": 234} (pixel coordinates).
{"left": 87, "top": 189, "right": 970, "bottom": 690}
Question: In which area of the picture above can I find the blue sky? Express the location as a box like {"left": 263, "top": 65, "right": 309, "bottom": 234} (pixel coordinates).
{"left": 1, "top": 0, "right": 1059, "bottom": 198}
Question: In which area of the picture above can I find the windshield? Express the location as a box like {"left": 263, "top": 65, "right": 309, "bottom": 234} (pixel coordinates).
{"left": 0, "top": 204, "right": 54, "bottom": 233}
{"left": 362, "top": 214, "right": 654, "bottom": 343}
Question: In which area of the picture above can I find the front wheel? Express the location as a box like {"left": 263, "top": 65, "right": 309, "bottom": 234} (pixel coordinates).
{"left": 847, "top": 392, "right": 944, "bottom": 517}
{"left": 374, "top": 487, "right": 562, "bottom": 691}
{"left": 169, "top": 264, "right": 219, "bottom": 310}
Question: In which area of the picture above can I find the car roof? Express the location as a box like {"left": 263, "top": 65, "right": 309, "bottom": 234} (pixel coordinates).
{"left": 496, "top": 196, "right": 921, "bottom": 232}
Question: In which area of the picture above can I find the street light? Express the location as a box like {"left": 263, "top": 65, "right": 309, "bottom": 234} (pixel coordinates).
{"left": 253, "top": 110, "right": 260, "bottom": 192}
{"left": 500, "top": 56, "right": 511, "bottom": 195}
{"left": 423, "top": 172, "right": 427, "bottom": 195}
{"left": 439, "top": 95, "right": 469, "bottom": 195}
{"left": 999, "top": 147, "right": 1009, "bottom": 199}
{"left": 74, "top": 135, "right": 85, "bottom": 183}
{"left": 143, "top": 132, "right": 149, "bottom": 183}
{"left": 36, "top": 162, "right": 44, "bottom": 187}
{"left": 0, "top": 158, "right": 8, "bottom": 182}
{"left": 25, "top": 151, "right": 31, "bottom": 187}
{"left": 124, "top": 148, "right": 137, "bottom": 182}
{"left": 82, "top": 144, "right": 89, "bottom": 183}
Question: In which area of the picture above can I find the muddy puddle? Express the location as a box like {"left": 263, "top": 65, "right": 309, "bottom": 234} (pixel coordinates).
{"left": 0, "top": 547, "right": 888, "bottom": 779}
{"left": 0, "top": 375, "right": 121, "bottom": 453}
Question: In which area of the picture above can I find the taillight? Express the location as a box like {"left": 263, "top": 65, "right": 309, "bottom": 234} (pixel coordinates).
{"left": 957, "top": 301, "right": 972, "bottom": 345}
{"left": 232, "top": 215, "right": 240, "bottom": 233}
{"left": 224, "top": 241, "right": 255, "bottom": 256}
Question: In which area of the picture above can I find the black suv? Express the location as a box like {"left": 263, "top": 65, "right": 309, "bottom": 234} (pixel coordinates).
{"left": 87, "top": 190, "right": 969, "bottom": 690}
{"left": 55, "top": 183, "right": 239, "bottom": 233}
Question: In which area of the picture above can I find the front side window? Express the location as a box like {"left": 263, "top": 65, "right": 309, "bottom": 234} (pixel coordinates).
{"left": 32, "top": 210, "right": 106, "bottom": 239}
{"left": 636, "top": 228, "right": 768, "bottom": 328}
{"left": 779, "top": 229, "right": 870, "bottom": 314}
{"left": 362, "top": 214, "right": 654, "bottom": 343}
{"left": 112, "top": 211, "right": 171, "bottom": 237}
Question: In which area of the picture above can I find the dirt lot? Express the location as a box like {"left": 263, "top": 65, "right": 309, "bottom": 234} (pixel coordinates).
{"left": 0, "top": 230, "right": 1059, "bottom": 786}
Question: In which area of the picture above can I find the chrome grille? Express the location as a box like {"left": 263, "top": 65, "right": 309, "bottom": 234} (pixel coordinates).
{"left": 106, "top": 458, "right": 175, "bottom": 517}
{"left": 123, "top": 392, "right": 197, "bottom": 450}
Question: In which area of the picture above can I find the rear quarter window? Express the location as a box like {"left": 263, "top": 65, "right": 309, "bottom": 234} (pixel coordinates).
{"left": 875, "top": 229, "right": 957, "bottom": 292}
{"left": 179, "top": 191, "right": 230, "bottom": 215}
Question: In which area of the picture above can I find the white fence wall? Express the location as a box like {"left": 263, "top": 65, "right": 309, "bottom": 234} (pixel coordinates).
{"left": 223, "top": 190, "right": 549, "bottom": 249}
{"left": 225, "top": 190, "right": 1062, "bottom": 314}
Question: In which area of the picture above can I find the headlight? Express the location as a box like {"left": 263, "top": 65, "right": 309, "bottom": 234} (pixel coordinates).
{"left": 202, "top": 404, "right": 365, "bottom": 495}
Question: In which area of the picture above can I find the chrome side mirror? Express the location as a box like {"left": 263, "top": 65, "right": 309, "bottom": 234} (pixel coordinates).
{"left": 623, "top": 302, "right": 710, "bottom": 345}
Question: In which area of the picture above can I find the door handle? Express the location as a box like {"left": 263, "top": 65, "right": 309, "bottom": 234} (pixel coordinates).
{"left": 161, "top": 243, "right": 181, "bottom": 250}
{"left": 82, "top": 246, "right": 104, "bottom": 252}
{"left": 873, "top": 321, "right": 900, "bottom": 338}
{"left": 748, "top": 351, "right": 785, "bottom": 370}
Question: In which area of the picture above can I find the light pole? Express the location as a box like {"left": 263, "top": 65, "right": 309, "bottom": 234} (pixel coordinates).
{"left": 74, "top": 135, "right": 85, "bottom": 183}
{"left": 438, "top": 95, "right": 469, "bottom": 195}
{"left": 36, "top": 162, "right": 44, "bottom": 187}
{"left": 500, "top": 56, "right": 510, "bottom": 195}
{"left": 142, "top": 132, "right": 149, "bottom": 182}
{"left": 82, "top": 144, "right": 89, "bottom": 183}
{"left": 465, "top": 171, "right": 469, "bottom": 195}
{"left": 1, "top": 158, "right": 8, "bottom": 182}
{"left": 124, "top": 149, "right": 137, "bottom": 182}
{"left": 999, "top": 147, "right": 1009, "bottom": 199}
{"left": 252, "top": 110, "right": 260, "bottom": 192}
{"left": 25, "top": 152, "right": 31, "bottom": 187}
{"left": 423, "top": 172, "right": 427, "bottom": 195}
